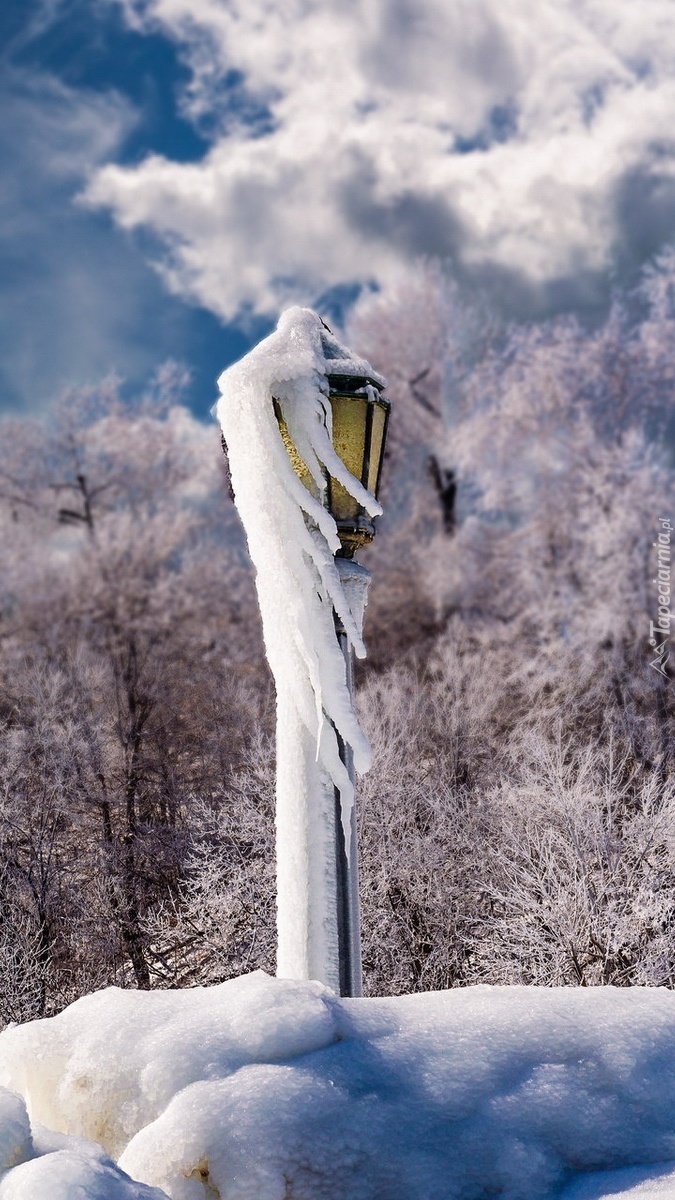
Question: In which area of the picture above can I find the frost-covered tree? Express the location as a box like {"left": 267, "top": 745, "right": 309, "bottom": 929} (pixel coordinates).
{"left": 1, "top": 248, "right": 675, "bottom": 1015}
{"left": 0, "top": 373, "right": 265, "bottom": 1009}
{"left": 344, "top": 252, "right": 675, "bottom": 993}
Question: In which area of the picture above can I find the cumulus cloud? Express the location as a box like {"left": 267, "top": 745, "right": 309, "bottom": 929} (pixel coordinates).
{"left": 85, "top": 0, "right": 675, "bottom": 321}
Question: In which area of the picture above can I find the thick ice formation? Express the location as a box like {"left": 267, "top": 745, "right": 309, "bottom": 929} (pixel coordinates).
{"left": 216, "top": 308, "right": 384, "bottom": 983}
{"left": 4, "top": 973, "right": 675, "bottom": 1199}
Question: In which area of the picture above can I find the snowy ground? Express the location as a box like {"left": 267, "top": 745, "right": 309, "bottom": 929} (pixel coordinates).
{"left": 2, "top": 973, "right": 675, "bottom": 1198}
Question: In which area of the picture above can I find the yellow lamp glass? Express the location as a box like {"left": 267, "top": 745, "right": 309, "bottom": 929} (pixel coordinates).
{"left": 274, "top": 376, "right": 389, "bottom": 557}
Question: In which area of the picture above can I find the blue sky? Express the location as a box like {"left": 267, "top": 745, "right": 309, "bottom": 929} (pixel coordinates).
{"left": 0, "top": 0, "right": 269, "bottom": 417}
{"left": 3, "top": 0, "right": 675, "bottom": 418}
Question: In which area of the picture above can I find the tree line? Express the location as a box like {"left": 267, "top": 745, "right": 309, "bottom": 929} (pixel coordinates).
{"left": 0, "top": 255, "right": 674, "bottom": 1022}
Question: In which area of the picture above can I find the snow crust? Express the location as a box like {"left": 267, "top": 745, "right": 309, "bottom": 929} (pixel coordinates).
{"left": 216, "top": 308, "right": 384, "bottom": 983}
{"left": 4, "top": 973, "right": 675, "bottom": 1199}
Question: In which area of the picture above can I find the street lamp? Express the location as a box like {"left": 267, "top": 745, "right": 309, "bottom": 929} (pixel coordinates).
{"left": 274, "top": 366, "right": 390, "bottom": 996}
{"left": 274, "top": 372, "right": 389, "bottom": 556}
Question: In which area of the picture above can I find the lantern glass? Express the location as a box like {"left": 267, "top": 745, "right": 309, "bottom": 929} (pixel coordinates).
{"left": 365, "top": 399, "right": 388, "bottom": 495}
{"left": 274, "top": 374, "right": 389, "bottom": 557}
{"left": 328, "top": 393, "right": 369, "bottom": 524}
{"left": 274, "top": 407, "right": 318, "bottom": 499}
{"left": 326, "top": 382, "right": 389, "bottom": 555}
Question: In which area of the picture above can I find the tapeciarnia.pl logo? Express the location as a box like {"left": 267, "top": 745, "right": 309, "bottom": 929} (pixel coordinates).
{"left": 649, "top": 517, "right": 673, "bottom": 677}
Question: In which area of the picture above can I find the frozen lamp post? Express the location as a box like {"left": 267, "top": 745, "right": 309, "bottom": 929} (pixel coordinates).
{"left": 277, "top": 370, "right": 390, "bottom": 995}
{"left": 216, "top": 310, "right": 389, "bottom": 997}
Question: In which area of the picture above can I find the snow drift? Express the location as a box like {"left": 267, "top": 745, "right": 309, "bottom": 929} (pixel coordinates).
{"left": 4, "top": 973, "right": 675, "bottom": 1198}
{"left": 0, "top": 1085, "right": 165, "bottom": 1199}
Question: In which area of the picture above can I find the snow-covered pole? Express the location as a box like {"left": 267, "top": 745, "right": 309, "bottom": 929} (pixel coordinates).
{"left": 216, "top": 309, "right": 388, "bottom": 996}
{"left": 334, "top": 557, "right": 370, "bottom": 996}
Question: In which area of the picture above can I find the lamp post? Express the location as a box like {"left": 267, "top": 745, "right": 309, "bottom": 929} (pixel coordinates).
{"left": 217, "top": 308, "right": 389, "bottom": 998}
{"left": 275, "top": 367, "right": 390, "bottom": 996}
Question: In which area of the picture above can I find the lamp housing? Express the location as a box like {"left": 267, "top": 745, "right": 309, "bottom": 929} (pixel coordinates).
{"left": 275, "top": 372, "right": 390, "bottom": 558}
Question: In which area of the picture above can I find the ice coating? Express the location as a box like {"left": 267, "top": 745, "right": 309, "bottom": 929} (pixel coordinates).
{"left": 216, "top": 307, "right": 384, "bottom": 981}
{"left": 4, "top": 975, "right": 675, "bottom": 1199}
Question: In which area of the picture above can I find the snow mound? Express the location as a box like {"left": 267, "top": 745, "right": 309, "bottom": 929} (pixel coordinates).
{"left": 562, "top": 1163, "right": 675, "bottom": 1200}
{"left": 0, "top": 972, "right": 337, "bottom": 1160}
{"left": 0, "top": 1091, "right": 31, "bottom": 1176}
{"left": 0, "top": 1088, "right": 167, "bottom": 1199}
{"left": 4, "top": 974, "right": 675, "bottom": 1198}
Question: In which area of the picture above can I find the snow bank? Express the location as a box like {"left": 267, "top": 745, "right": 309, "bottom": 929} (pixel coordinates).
{"left": 562, "top": 1163, "right": 675, "bottom": 1200}
{"left": 0, "top": 1087, "right": 166, "bottom": 1199}
{"left": 216, "top": 308, "right": 384, "bottom": 985}
{"left": 4, "top": 973, "right": 675, "bottom": 1199}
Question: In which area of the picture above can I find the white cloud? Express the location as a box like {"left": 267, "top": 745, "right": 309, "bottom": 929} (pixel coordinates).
{"left": 88, "top": 0, "right": 675, "bottom": 319}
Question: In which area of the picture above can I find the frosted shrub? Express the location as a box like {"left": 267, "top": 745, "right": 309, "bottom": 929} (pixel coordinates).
{"left": 0, "top": 376, "right": 265, "bottom": 1013}
{"left": 142, "top": 745, "right": 277, "bottom": 989}
{"left": 355, "top": 610, "right": 675, "bottom": 994}
{"left": 471, "top": 734, "right": 675, "bottom": 986}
